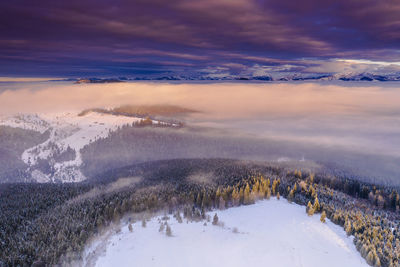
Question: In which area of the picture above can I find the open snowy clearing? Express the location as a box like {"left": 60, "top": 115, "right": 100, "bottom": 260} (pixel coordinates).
{"left": 83, "top": 198, "right": 368, "bottom": 267}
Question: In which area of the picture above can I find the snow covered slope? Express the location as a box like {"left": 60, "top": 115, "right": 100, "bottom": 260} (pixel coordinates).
{"left": 0, "top": 111, "right": 176, "bottom": 182}
{"left": 0, "top": 114, "right": 50, "bottom": 133}
{"left": 83, "top": 198, "right": 368, "bottom": 267}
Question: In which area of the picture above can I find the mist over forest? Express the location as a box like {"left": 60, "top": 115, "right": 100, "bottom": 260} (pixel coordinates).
{"left": 1, "top": 81, "right": 399, "bottom": 186}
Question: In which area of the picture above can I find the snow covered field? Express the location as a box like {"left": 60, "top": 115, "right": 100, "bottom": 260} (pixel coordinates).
{"left": 0, "top": 111, "right": 177, "bottom": 182}
{"left": 83, "top": 198, "right": 368, "bottom": 267}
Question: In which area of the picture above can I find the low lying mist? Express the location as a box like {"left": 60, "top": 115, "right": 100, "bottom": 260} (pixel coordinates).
{"left": 1, "top": 81, "right": 399, "bottom": 185}
{"left": 67, "top": 177, "right": 143, "bottom": 204}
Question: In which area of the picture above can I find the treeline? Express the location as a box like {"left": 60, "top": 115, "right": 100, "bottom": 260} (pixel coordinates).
{"left": 78, "top": 104, "right": 194, "bottom": 122}
{"left": 1, "top": 159, "right": 400, "bottom": 266}
{"left": 283, "top": 170, "right": 400, "bottom": 267}
{"left": 302, "top": 170, "right": 400, "bottom": 212}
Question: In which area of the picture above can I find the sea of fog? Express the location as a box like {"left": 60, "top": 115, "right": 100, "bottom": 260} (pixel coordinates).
{"left": 0, "top": 80, "right": 399, "bottom": 184}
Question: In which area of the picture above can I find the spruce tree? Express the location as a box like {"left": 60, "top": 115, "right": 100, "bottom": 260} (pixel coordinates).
{"left": 232, "top": 187, "right": 240, "bottom": 206}
{"left": 218, "top": 196, "right": 226, "bottom": 210}
{"left": 306, "top": 201, "right": 314, "bottom": 216}
{"left": 215, "top": 188, "right": 221, "bottom": 208}
{"left": 252, "top": 180, "right": 260, "bottom": 197}
{"left": 266, "top": 187, "right": 271, "bottom": 200}
{"left": 288, "top": 188, "right": 295, "bottom": 202}
{"left": 313, "top": 196, "right": 320, "bottom": 212}
{"left": 271, "top": 180, "right": 278, "bottom": 196}
{"left": 212, "top": 213, "right": 219, "bottom": 225}
{"left": 309, "top": 185, "right": 316, "bottom": 198}
{"left": 320, "top": 211, "right": 326, "bottom": 223}
{"left": 166, "top": 224, "right": 172, "bottom": 237}
{"left": 367, "top": 250, "right": 375, "bottom": 266}
{"left": 345, "top": 220, "right": 352, "bottom": 236}
{"left": 239, "top": 187, "right": 244, "bottom": 205}
{"left": 196, "top": 192, "right": 202, "bottom": 207}
{"left": 175, "top": 211, "right": 183, "bottom": 223}
{"left": 244, "top": 183, "right": 251, "bottom": 205}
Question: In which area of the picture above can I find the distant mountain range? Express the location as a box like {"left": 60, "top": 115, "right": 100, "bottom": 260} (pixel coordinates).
{"left": 282, "top": 72, "right": 400, "bottom": 82}
{"left": 67, "top": 72, "right": 400, "bottom": 83}
{"left": 74, "top": 78, "right": 125, "bottom": 84}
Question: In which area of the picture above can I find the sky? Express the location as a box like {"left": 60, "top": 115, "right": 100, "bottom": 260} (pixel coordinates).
{"left": 1, "top": 0, "right": 400, "bottom": 77}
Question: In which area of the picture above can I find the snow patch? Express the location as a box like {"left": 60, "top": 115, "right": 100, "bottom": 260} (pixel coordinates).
{"left": 0, "top": 113, "right": 50, "bottom": 133}
{"left": 31, "top": 169, "right": 51, "bottom": 183}
{"left": 83, "top": 198, "right": 368, "bottom": 267}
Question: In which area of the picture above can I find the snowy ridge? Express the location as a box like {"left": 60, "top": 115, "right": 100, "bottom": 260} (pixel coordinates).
{"left": 1, "top": 111, "right": 178, "bottom": 183}
{"left": 83, "top": 198, "right": 368, "bottom": 267}
{"left": 0, "top": 113, "right": 50, "bottom": 133}
{"left": 114, "top": 72, "right": 400, "bottom": 82}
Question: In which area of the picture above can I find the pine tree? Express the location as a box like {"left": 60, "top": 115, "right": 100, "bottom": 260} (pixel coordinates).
{"left": 218, "top": 196, "right": 226, "bottom": 210}
{"left": 244, "top": 183, "right": 251, "bottom": 205}
{"left": 375, "top": 256, "right": 381, "bottom": 267}
{"left": 309, "top": 185, "right": 316, "bottom": 198}
{"left": 266, "top": 187, "right": 271, "bottom": 200}
{"left": 201, "top": 192, "right": 208, "bottom": 209}
{"left": 96, "top": 217, "right": 103, "bottom": 228}
{"left": 215, "top": 188, "right": 221, "bottom": 208}
{"left": 239, "top": 187, "right": 244, "bottom": 204}
{"left": 309, "top": 173, "right": 315, "bottom": 184}
{"left": 345, "top": 220, "right": 352, "bottom": 236}
{"left": 142, "top": 219, "right": 146, "bottom": 228}
{"left": 175, "top": 211, "right": 183, "bottom": 223}
{"left": 313, "top": 196, "right": 320, "bottom": 212}
{"left": 306, "top": 201, "right": 314, "bottom": 216}
{"left": 212, "top": 213, "right": 219, "bottom": 225}
{"left": 128, "top": 223, "right": 133, "bottom": 232}
{"left": 259, "top": 178, "right": 267, "bottom": 197}
{"left": 320, "top": 211, "right": 326, "bottom": 223}
{"left": 232, "top": 187, "right": 240, "bottom": 206}
{"left": 252, "top": 180, "right": 260, "bottom": 197}
{"left": 367, "top": 250, "right": 375, "bottom": 266}
{"left": 271, "top": 179, "right": 278, "bottom": 196}
{"left": 113, "top": 207, "right": 120, "bottom": 223}
{"left": 166, "top": 224, "right": 172, "bottom": 237}
{"left": 288, "top": 187, "right": 295, "bottom": 202}
{"left": 201, "top": 206, "right": 206, "bottom": 219}
{"left": 196, "top": 192, "right": 202, "bottom": 207}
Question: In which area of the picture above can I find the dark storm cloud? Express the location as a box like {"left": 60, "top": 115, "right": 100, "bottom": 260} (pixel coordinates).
{"left": 0, "top": 0, "right": 399, "bottom": 76}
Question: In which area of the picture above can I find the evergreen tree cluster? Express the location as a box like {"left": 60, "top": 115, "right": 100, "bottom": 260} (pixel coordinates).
{"left": 285, "top": 170, "right": 400, "bottom": 267}
{"left": 1, "top": 159, "right": 400, "bottom": 266}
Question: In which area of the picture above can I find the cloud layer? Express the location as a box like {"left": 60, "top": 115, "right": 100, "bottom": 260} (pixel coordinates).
{"left": 0, "top": 0, "right": 400, "bottom": 76}
{"left": 2, "top": 81, "right": 400, "bottom": 159}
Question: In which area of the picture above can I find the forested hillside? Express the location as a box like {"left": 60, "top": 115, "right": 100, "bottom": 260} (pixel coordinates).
{"left": 0, "top": 126, "right": 49, "bottom": 182}
{"left": 1, "top": 159, "right": 400, "bottom": 266}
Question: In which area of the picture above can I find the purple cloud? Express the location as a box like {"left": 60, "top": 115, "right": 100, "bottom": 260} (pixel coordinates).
{"left": 0, "top": 0, "right": 399, "bottom": 77}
